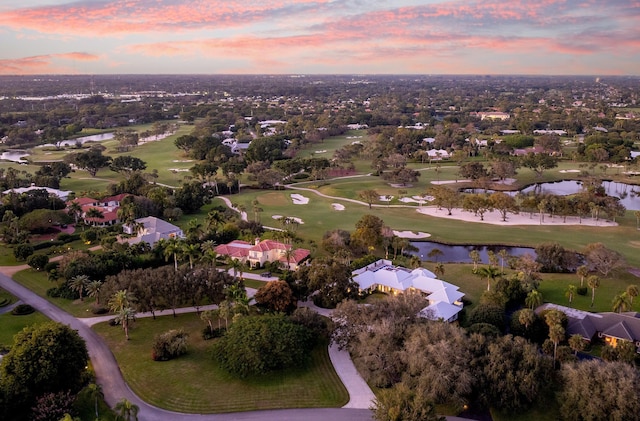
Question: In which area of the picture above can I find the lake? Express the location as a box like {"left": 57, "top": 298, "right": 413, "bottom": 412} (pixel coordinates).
{"left": 462, "top": 180, "right": 640, "bottom": 210}
{"left": 411, "top": 241, "right": 536, "bottom": 264}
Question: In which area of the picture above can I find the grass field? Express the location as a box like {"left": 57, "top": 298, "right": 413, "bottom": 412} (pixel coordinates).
{"left": 92, "top": 313, "right": 348, "bottom": 413}
{"left": 0, "top": 310, "right": 49, "bottom": 348}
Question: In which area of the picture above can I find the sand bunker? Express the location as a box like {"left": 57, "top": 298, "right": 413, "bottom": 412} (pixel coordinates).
{"left": 332, "top": 203, "right": 345, "bottom": 211}
{"left": 168, "top": 168, "right": 190, "bottom": 172}
{"left": 379, "top": 195, "right": 394, "bottom": 202}
{"left": 417, "top": 206, "right": 617, "bottom": 227}
{"left": 272, "top": 215, "right": 305, "bottom": 224}
{"left": 431, "top": 179, "right": 471, "bottom": 185}
{"left": 399, "top": 195, "right": 434, "bottom": 204}
{"left": 291, "top": 194, "right": 310, "bottom": 205}
{"left": 559, "top": 169, "right": 581, "bottom": 173}
{"left": 393, "top": 230, "right": 431, "bottom": 239}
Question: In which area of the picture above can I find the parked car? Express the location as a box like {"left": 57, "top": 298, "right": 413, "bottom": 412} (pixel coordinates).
{"left": 260, "top": 272, "right": 272, "bottom": 278}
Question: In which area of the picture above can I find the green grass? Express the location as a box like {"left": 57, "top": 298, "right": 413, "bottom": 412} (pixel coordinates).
{"left": 11, "top": 269, "right": 98, "bottom": 318}
{"left": 92, "top": 313, "right": 348, "bottom": 413}
{"left": 0, "top": 310, "right": 49, "bottom": 348}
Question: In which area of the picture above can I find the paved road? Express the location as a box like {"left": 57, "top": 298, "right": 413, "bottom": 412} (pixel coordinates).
{"left": 0, "top": 272, "right": 374, "bottom": 421}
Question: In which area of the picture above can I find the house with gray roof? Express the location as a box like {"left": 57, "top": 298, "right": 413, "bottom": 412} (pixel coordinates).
{"left": 124, "top": 216, "right": 184, "bottom": 246}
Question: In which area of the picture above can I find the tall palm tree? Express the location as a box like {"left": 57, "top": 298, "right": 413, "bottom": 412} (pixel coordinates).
{"left": 113, "top": 398, "right": 139, "bottom": 421}
{"left": 498, "top": 249, "right": 509, "bottom": 274}
{"left": 87, "top": 383, "right": 103, "bottom": 420}
{"left": 200, "top": 249, "right": 218, "bottom": 268}
{"left": 626, "top": 284, "right": 639, "bottom": 305}
{"left": 69, "top": 274, "right": 89, "bottom": 301}
{"left": 108, "top": 289, "right": 136, "bottom": 340}
{"left": 587, "top": 275, "right": 600, "bottom": 307}
{"left": 186, "top": 218, "right": 203, "bottom": 241}
{"left": 227, "top": 257, "right": 244, "bottom": 281}
{"left": 182, "top": 243, "right": 200, "bottom": 269}
{"left": 518, "top": 308, "right": 535, "bottom": 330}
{"left": 85, "top": 207, "right": 104, "bottom": 220}
{"left": 86, "top": 280, "right": 102, "bottom": 305}
{"left": 635, "top": 210, "right": 640, "bottom": 230}
{"left": 67, "top": 201, "right": 82, "bottom": 224}
{"left": 163, "top": 238, "right": 182, "bottom": 271}
{"left": 576, "top": 265, "right": 589, "bottom": 288}
{"left": 476, "top": 266, "right": 500, "bottom": 291}
{"left": 427, "top": 248, "right": 443, "bottom": 263}
{"left": 525, "top": 289, "right": 543, "bottom": 310}
{"left": 568, "top": 334, "right": 586, "bottom": 356}
{"left": 548, "top": 323, "right": 565, "bottom": 366}
{"left": 565, "top": 284, "right": 577, "bottom": 306}
{"left": 469, "top": 249, "right": 481, "bottom": 273}
{"left": 487, "top": 250, "right": 499, "bottom": 268}
{"left": 612, "top": 292, "right": 632, "bottom": 313}
{"left": 114, "top": 306, "right": 136, "bottom": 340}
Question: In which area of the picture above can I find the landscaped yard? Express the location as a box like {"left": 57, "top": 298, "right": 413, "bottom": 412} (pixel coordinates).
{"left": 0, "top": 309, "right": 50, "bottom": 348}
{"left": 92, "top": 313, "right": 348, "bottom": 413}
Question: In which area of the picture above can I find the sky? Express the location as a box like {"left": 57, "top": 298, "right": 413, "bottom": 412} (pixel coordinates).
{"left": 0, "top": 0, "right": 639, "bottom": 75}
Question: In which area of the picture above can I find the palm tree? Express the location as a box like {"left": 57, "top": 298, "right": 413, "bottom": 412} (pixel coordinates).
{"left": 612, "top": 292, "right": 632, "bottom": 313}
{"left": 218, "top": 300, "right": 232, "bottom": 329}
{"left": 85, "top": 207, "right": 104, "bottom": 221}
{"left": 252, "top": 199, "right": 262, "bottom": 223}
{"left": 186, "top": 218, "right": 203, "bottom": 241}
{"left": 587, "top": 275, "right": 600, "bottom": 307}
{"left": 67, "top": 200, "right": 82, "bottom": 224}
{"left": 87, "top": 383, "right": 103, "bottom": 420}
{"left": 487, "top": 250, "right": 499, "bottom": 268}
{"left": 548, "top": 323, "right": 565, "bottom": 366}
{"left": 69, "top": 274, "right": 89, "bottom": 301}
{"left": 86, "top": 280, "right": 102, "bottom": 305}
{"left": 476, "top": 266, "right": 500, "bottom": 291}
{"left": 469, "top": 249, "right": 481, "bottom": 273}
{"left": 626, "top": 284, "right": 639, "bottom": 305}
{"left": 200, "top": 249, "right": 218, "bottom": 268}
{"left": 568, "top": 334, "right": 586, "bottom": 356}
{"left": 518, "top": 308, "right": 535, "bottom": 330}
{"left": 635, "top": 210, "right": 640, "bottom": 230}
{"left": 114, "top": 306, "right": 136, "bottom": 340}
{"left": 576, "top": 265, "right": 589, "bottom": 288}
{"left": 163, "top": 238, "right": 182, "bottom": 271}
{"left": 427, "top": 248, "right": 443, "bottom": 263}
{"left": 565, "top": 284, "right": 577, "bottom": 306}
{"left": 434, "top": 263, "right": 445, "bottom": 278}
{"left": 114, "top": 398, "right": 139, "bottom": 421}
{"left": 525, "top": 289, "right": 543, "bottom": 310}
{"left": 227, "top": 257, "right": 245, "bottom": 281}
{"left": 498, "top": 249, "right": 509, "bottom": 274}
{"left": 181, "top": 243, "right": 200, "bottom": 269}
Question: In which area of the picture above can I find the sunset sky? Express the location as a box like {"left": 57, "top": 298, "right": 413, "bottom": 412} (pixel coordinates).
{"left": 1, "top": 0, "right": 638, "bottom": 75}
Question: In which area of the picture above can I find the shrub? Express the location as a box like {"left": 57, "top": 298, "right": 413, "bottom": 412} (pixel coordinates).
{"left": 152, "top": 329, "right": 189, "bottom": 361}
{"left": 201, "top": 326, "right": 225, "bottom": 340}
{"left": 33, "top": 240, "right": 64, "bottom": 251}
{"left": 576, "top": 286, "right": 588, "bottom": 296}
{"left": 13, "top": 243, "right": 34, "bottom": 261}
{"left": 467, "top": 303, "right": 505, "bottom": 332}
{"left": 46, "top": 285, "right": 78, "bottom": 300}
{"left": 212, "top": 314, "right": 313, "bottom": 377}
{"left": 11, "top": 304, "right": 35, "bottom": 315}
{"left": 91, "top": 305, "right": 109, "bottom": 315}
{"left": 27, "top": 254, "right": 49, "bottom": 271}
{"left": 44, "top": 261, "right": 59, "bottom": 273}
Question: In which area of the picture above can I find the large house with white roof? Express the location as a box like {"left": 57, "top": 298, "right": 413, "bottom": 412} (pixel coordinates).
{"left": 352, "top": 259, "right": 464, "bottom": 322}
{"left": 124, "top": 216, "right": 184, "bottom": 246}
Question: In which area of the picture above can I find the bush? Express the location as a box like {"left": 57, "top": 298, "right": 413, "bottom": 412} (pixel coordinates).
{"left": 152, "top": 329, "right": 189, "bottom": 361}
{"left": 91, "top": 305, "right": 109, "bottom": 315}
{"left": 56, "top": 233, "right": 80, "bottom": 243}
{"left": 201, "top": 326, "right": 225, "bottom": 340}
{"left": 13, "top": 243, "right": 34, "bottom": 261}
{"left": 27, "top": 254, "right": 49, "bottom": 271}
{"left": 32, "top": 240, "right": 64, "bottom": 251}
{"left": 467, "top": 303, "right": 505, "bottom": 332}
{"left": 212, "top": 314, "right": 313, "bottom": 377}
{"left": 44, "top": 261, "right": 59, "bottom": 273}
{"left": 576, "top": 286, "right": 588, "bottom": 296}
{"left": 11, "top": 304, "right": 35, "bottom": 315}
{"left": 46, "top": 284, "right": 78, "bottom": 300}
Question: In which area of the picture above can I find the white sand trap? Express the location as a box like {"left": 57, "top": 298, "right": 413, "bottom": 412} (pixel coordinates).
{"left": 416, "top": 206, "right": 618, "bottom": 227}
{"left": 168, "top": 168, "right": 190, "bottom": 172}
{"left": 291, "top": 194, "right": 310, "bottom": 205}
{"left": 314, "top": 150, "right": 327, "bottom": 154}
{"left": 379, "top": 195, "right": 394, "bottom": 202}
{"left": 393, "top": 230, "right": 431, "bottom": 239}
{"left": 559, "top": 169, "right": 581, "bottom": 173}
{"left": 172, "top": 160, "right": 193, "bottom": 163}
{"left": 431, "top": 179, "right": 471, "bottom": 185}
{"left": 272, "top": 215, "right": 304, "bottom": 224}
{"left": 332, "top": 203, "right": 345, "bottom": 211}
{"left": 494, "top": 178, "right": 517, "bottom": 185}
{"left": 399, "top": 195, "right": 434, "bottom": 204}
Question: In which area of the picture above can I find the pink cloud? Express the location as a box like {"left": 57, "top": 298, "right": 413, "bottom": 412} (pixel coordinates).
{"left": 0, "top": 52, "right": 99, "bottom": 75}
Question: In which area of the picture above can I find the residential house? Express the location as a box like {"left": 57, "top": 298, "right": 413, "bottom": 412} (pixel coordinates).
{"left": 124, "top": 216, "right": 184, "bottom": 246}
{"left": 536, "top": 303, "right": 640, "bottom": 353}
{"left": 66, "top": 194, "right": 131, "bottom": 227}
{"left": 215, "top": 238, "right": 310, "bottom": 270}
{"left": 352, "top": 259, "right": 464, "bottom": 322}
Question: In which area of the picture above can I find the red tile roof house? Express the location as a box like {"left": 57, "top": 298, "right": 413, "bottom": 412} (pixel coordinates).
{"left": 215, "top": 238, "right": 310, "bottom": 270}
{"left": 66, "top": 194, "right": 131, "bottom": 227}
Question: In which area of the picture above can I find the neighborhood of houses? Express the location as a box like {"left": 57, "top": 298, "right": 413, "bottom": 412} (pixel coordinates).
{"left": 4, "top": 185, "right": 640, "bottom": 351}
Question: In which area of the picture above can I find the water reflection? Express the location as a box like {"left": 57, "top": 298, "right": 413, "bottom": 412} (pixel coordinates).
{"left": 411, "top": 241, "right": 536, "bottom": 264}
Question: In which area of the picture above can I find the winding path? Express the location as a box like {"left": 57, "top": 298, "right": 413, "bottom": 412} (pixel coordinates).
{"left": 0, "top": 270, "right": 374, "bottom": 421}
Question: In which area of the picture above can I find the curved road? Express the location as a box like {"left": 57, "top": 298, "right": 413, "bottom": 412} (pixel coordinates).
{"left": 0, "top": 271, "right": 373, "bottom": 421}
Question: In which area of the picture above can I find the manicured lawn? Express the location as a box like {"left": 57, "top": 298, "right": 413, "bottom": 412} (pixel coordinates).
{"left": 11, "top": 269, "right": 97, "bottom": 318}
{"left": 0, "top": 310, "right": 50, "bottom": 348}
{"left": 92, "top": 313, "right": 348, "bottom": 413}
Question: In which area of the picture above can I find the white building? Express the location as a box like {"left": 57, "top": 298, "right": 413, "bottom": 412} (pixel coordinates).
{"left": 352, "top": 259, "right": 464, "bottom": 322}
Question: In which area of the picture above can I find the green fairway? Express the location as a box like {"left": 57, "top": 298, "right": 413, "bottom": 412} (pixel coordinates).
{"left": 92, "top": 313, "right": 348, "bottom": 413}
